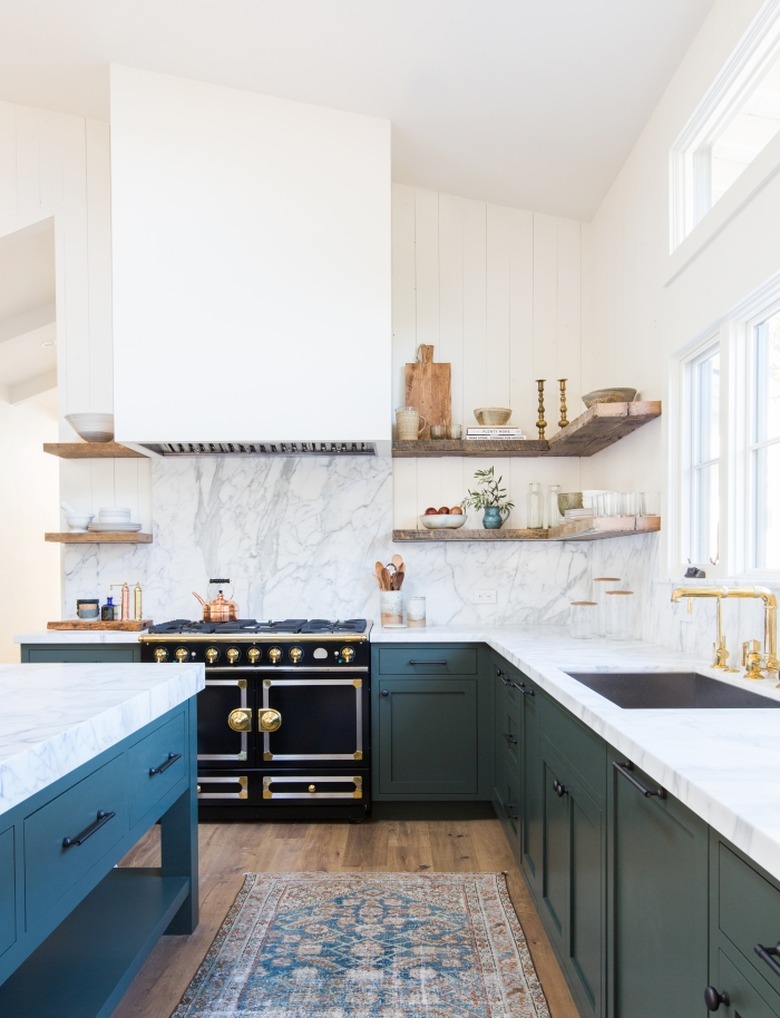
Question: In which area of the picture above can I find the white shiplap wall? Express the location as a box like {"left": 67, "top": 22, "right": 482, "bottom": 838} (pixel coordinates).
{"left": 391, "top": 184, "right": 587, "bottom": 529}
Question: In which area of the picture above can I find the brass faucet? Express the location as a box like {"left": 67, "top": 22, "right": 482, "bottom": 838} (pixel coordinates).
{"left": 670, "top": 586, "right": 779, "bottom": 681}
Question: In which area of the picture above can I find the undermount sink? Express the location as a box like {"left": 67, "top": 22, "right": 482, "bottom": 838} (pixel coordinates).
{"left": 564, "top": 670, "right": 780, "bottom": 709}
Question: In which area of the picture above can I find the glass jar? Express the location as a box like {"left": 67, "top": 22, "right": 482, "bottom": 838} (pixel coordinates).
{"left": 605, "top": 589, "right": 636, "bottom": 640}
{"left": 570, "top": 600, "right": 597, "bottom": 639}
{"left": 592, "top": 576, "right": 621, "bottom": 636}
{"left": 547, "top": 483, "right": 561, "bottom": 528}
{"left": 527, "top": 482, "right": 543, "bottom": 529}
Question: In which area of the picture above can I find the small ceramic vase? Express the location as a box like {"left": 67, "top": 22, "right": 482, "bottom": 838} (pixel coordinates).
{"left": 482, "top": 506, "right": 509, "bottom": 529}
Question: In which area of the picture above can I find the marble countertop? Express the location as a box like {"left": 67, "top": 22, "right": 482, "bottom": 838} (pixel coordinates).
{"left": 15, "top": 630, "right": 148, "bottom": 644}
{"left": 374, "top": 623, "right": 780, "bottom": 882}
{"left": 0, "top": 662, "right": 205, "bottom": 816}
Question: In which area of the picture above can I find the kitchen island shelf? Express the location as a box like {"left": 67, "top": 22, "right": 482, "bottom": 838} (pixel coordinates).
{"left": 392, "top": 400, "right": 661, "bottom": 458}
{"left": 393, "top": 515, "right": 660, "bottom": 542}
{"left": 45, "top": 531, "right": 152, "bottom": 544}
{"left": 43, "top": 441, "right": 148, "bottom": 459}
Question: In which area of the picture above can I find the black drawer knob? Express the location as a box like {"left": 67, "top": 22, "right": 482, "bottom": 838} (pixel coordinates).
{"left": 704, "top": 985, "right": 729, "bottom": 1011}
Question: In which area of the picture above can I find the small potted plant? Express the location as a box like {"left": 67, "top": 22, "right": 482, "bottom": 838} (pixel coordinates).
{"left": 462, "top": 466, "right": 514, "bottom": 529}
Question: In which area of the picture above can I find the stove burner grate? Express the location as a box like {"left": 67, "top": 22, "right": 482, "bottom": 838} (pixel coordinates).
{"left": 145, "top": 617, "right": 368, "bottom": 636}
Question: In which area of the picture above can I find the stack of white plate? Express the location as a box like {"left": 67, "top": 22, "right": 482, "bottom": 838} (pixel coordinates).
{"left": 88, "top": 506, "right": 141, "bottom": 532}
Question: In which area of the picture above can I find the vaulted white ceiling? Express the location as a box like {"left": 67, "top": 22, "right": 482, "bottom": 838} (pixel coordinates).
{"left": 0, "top": 0, "right": 716, "bottom": 402}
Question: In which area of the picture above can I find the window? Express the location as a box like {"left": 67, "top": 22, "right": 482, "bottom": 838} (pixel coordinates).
{"left": 748, "top": 307, "right": 780, "bottom": 570}
{"left": 684, "top": 343, "right": 720, "bottom": 568}
{"left": 671, "top": 0, "right": 780, "bottom": 251}
{"left": 680, "top": 280, "right": 780, "bottom": 578}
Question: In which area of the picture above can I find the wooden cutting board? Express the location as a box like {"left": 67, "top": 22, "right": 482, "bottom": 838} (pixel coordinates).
{"left": 47, "top": 620, "right": 153, "bottom": 631}
{"left": 404, "top": 345, "right": 451, "bottom": 440}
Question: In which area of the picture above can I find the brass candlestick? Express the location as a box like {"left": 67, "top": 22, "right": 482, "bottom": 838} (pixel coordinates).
{"left": 536, "top": 379, "right": 547, "bottom": 440}
{"left": 558, "top": 378, "right": 568, "bottom": 428}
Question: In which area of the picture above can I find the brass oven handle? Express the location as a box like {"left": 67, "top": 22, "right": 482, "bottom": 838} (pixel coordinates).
{"left": 228, "top": 708, "right": 253, "bottom": 732}
{"left": 259, "top": 708, "right": 282, "bottom": 732}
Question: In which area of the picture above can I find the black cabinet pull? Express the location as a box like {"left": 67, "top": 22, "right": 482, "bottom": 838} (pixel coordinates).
{"left": 149, "top": 751, "right": 182, "bottom": 776}
{"left": 380, "top": 689, "right": 389, "bottom": 697}
{"left": 613, "top": 760, "right": 667, "bottom": 799}
{"left": 755, "top": 941, "right": 780, "bottom": 978}
{"left": 514, "top": 681, "right": 535, "bottom": 696}
{"left": 553, "top": 779, "right": 568, "bottom": 797}
{"left": 704, "top": 985, "right": 730, "bottom": 1011}
{"left": 408, "top": 660, "right": 448, "bottom": 667}
{"left": 502, "top": 731, "right": 517, "bottom": 746}
{"left": 62, "top": 809, "right": 116, "bottom": 849}
{"left": 503, "top": 801, "right": 518, "bottom": 821}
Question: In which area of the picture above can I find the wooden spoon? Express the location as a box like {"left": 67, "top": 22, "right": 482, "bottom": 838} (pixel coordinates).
{"left": 394, "top": 564, "right": 405, "bottom": 590}
{"left": 380, "top": 566, "right": 393, "bottom": 591}
{"left": 375, "top": 561, "right": 386, "bottom": 588}
{"left": 391, "top": 554, "right": 404, "bottom": 572}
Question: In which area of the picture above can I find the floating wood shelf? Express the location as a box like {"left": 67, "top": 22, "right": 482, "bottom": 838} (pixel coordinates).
{"left": 43, "top": 442, "right": 148, "bottom": 459}
{"left": 392, "top": 401, "right": 661, "bottom": 458}
{"left": 45, "top": 532, "right": 153, "bottom": 544}
{"left": 393, "top": 515, "right": 660, "bottom": 543}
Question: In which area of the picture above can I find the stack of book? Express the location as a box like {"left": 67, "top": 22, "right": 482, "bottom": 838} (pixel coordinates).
{"left": 466, "top": 426, "right": 526, "bottom": 440}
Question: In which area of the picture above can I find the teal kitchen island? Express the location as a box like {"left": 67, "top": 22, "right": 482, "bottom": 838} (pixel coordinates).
{"left": 0, "top": 660, "right": 204, "bottom": 1018}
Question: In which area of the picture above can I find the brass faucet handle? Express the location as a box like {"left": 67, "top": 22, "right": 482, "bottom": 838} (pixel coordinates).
{"left": 713, "top": 637, "right": 731, "bottom": 670}
{"left": 742, "top": 639, "right": 764, "bottom": 680}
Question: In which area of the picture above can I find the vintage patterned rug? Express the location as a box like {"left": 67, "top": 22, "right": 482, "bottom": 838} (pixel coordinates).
{"left": 170, "top": 871, "right": 551, "bottom": 1017}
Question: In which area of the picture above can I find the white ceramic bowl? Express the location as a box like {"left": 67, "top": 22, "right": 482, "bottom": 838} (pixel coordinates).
{"left": 65, "top": 412, "right": 114, "bottom": 443}
{"left": 474, "top": 407, "right": 512, "bottom": 426}
{"left": 419, "top": 513, "right": 467, "bottom": 529}
{"left": 65, "top": 514, "right": 94, "bottom": 532}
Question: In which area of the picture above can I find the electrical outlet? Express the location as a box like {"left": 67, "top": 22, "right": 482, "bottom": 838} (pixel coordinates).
{"left": 474, "top": 589, "right": 497, "bottom": 604}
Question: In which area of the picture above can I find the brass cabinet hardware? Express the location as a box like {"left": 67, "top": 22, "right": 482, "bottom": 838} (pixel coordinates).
{"left": 259, "top": 708, "right": 282, "bottom": 732}
{"left": 227, "top": 707, "right": 253, "bottom": 732}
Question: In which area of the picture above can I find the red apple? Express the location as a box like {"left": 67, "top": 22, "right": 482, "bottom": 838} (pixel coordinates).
{"left": 438, "top": 506, "right": 450, "bottom": 514}
{"left": 424, "top": 507, "right": 438, "bottom": 515}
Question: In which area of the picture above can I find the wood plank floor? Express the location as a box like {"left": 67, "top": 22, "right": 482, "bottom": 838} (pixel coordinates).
{"left": 112, "top": 818, "right": 579, "bottom": 1017}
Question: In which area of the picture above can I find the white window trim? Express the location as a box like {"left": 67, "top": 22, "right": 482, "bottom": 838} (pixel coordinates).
{"left": 674, "top": 273, "right": 780, "bottom": 582}
{"left": 667, "top": 0, "right": 780, "bottom": 281}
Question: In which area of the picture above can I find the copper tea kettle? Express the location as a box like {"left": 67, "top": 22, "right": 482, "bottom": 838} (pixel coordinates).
{"left": 193, "top": 578, "right": 239, "bottom": 622}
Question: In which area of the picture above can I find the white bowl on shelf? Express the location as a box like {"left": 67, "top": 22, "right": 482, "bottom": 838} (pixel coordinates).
{"left": 64, "top": 514, "right": 93, "bottom": 532}
{"left": 65, "top": 412, "right": 114, "bottom": 443}
{"left": 419, "top": 513, "right": 467, "bottom": 529}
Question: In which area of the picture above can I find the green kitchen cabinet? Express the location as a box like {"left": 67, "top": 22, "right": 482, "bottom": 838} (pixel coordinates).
{"left": 371, "top": 644, "right": 492, "bottom": 800}
{"left": 607, "top": 752, "right": 709, "bottom": 1018}
{"left": 707, "top": 837, "right": 780, "bottom": 1016}
{"left": 537, "top": 695, "right": 607, "bottom": 1018}
{"left": 20, "top": 642, "right": 142, "bottom": 663}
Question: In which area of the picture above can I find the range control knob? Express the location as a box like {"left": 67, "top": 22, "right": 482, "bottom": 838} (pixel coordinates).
{"left": 153, "top": 647, "right": 168, "bottom": 663}
{"left": 174, "top": 647, "right": 189, "bottom": 663}
{"left": 226, "top": 647, "right": 240, "bottom": 665}
{"left": 268, "top": 647, "right": 282, "bottom": 665}
{"left": 205, "top": 647, "right": 219, "bottom": 664}
{"left": 289, "top": 646, "right": 303, "bottom": 664}
{"left": 340, "top": 645, "right": 356, "bottom": 664}
{"left": 247, "top": 647, "right": 261, "bottom": 665}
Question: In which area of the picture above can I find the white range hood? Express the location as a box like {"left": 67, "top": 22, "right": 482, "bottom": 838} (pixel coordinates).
{"left": 110, "top": 66, "right": 392, "bottom": 455}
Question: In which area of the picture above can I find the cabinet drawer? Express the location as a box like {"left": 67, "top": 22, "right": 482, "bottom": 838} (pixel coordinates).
{"left": 718, "top": 842, "right": 780, "bottom": 994}
{"left": 24, "top": 754, "right": 128, "bottom": 926}
{"left": 376, "top": 647, "right": 478, "bottom": 675}
{"left": 0, "top": 825, "right": 15, "bottom": 960}
{"left": 127, "top": 710, "right": 187, "bottom": 824}
{"left": 540, "top": 695, "right": 605, "bottom": 802}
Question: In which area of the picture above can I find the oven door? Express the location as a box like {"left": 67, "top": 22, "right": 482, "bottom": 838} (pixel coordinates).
{"left": 197, "top": 671, "right": 254, "bottom": 766}
{"left": 259, "top": 672, "right": 366, "bottom": 764}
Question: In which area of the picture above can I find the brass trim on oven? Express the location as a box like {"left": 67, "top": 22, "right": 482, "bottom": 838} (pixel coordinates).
{"left": 260, "top": 677, "right": 364, "bottom": 762}
{"left": 199, "top": 677, "right": 250, "bottom": 762}
{"left": 262, "top": 775, "right": 363, "bottom": 800}
{"left": 197, "top": 775, "right": 248, "bottom": 800}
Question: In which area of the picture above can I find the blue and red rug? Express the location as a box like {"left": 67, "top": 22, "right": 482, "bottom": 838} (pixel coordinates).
{"left": 171, "top": 871, "right": 551, "bottom": 1017}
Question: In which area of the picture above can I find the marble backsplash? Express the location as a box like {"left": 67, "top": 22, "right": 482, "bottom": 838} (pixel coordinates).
{"left": 60, "top": 454, "right": 773, "bottom": 667}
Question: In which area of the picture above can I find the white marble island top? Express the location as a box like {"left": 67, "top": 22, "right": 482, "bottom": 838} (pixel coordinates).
{"left": 374, "top": 623, "right": 780, "bottom": 883}
{"left": 0, "top": 662, "right": 205, "bottom": 816}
